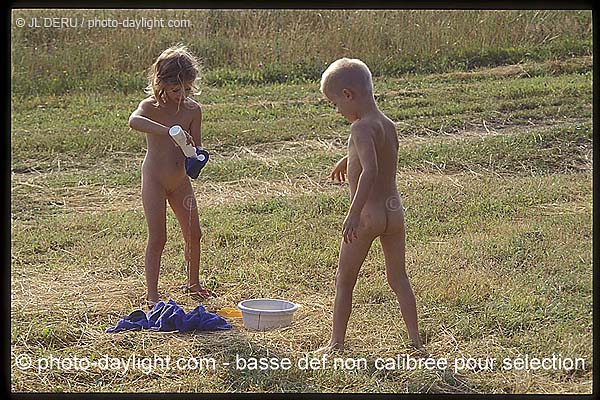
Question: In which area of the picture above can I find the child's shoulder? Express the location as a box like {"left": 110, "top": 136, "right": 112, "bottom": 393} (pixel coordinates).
{"left": 350, "top": 118, "right": 378, "bottom": 139}
{"left": 350, "top": 115, "right": 394, "bottom": 146}
{"left": 183, "top": 97, "right": 202, "bottom": 111}
{"left": 138, "top": 96, "right": 159, "bottom": 109}
{"left": 132, "top": 96, "right": 160, "bottom": 117}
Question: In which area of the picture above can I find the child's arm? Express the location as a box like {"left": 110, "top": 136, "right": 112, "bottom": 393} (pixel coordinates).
{"left": 343, "top": 124, "right": 378, "bottom": 243}
{"left": 128, "top": 99, "right": 169, "bottom": 136}
{"left": 330, "top": 155, "right": 348, "bottom": 182}
{"left": 188, "top": 103, "right": 203, "bottom": 147}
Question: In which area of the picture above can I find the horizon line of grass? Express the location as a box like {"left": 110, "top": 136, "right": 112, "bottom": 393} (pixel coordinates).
{"left": 11, "top": 37, "right": 591, "bottom": 97}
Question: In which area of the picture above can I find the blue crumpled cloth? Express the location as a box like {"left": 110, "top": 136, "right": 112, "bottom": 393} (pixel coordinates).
{"left": 185, "top": 147, "right": 209, "bottom": 179}
{"left": 106, "top": 299, "right": 231, "bottom": 333}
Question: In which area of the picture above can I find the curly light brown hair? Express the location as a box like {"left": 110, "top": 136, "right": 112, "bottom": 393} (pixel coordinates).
{"left": 145, "top": 44, "right": 201, "bottom": 107}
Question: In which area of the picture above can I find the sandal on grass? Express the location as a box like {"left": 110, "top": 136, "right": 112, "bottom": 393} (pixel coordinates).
{"left": 146, "top": 300, "right": 158, "bottom": 309}
{"left": 183, "top": 283, "right": 213, "bottom": 299}
{"left": 143, "top": 296, "right": 160, "bottom": 310}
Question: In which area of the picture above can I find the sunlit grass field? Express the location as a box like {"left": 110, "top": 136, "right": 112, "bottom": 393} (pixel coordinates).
{"left": 10, "top": 9, "right": 592, "bottom": 394}
{"left": 11, "top": 9, "right": 591, "bottom": 94}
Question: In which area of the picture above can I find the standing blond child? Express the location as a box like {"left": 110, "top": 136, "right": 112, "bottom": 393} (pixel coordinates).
{"left": 129, "top": 44, "right": 210, "bottom": 307}
{"left": 319, "top": 58, "right": 424, "bottom": 351}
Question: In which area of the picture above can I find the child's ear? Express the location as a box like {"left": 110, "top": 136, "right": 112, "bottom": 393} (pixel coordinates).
{"left": 342, "top": 88, "right": 353, "bottom": 100}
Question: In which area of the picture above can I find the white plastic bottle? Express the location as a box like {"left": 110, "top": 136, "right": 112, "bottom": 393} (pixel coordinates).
{"left": 169, "top": 125, "right": 204, "bottom": 160}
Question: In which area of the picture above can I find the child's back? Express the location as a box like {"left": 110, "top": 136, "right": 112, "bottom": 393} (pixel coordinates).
{"left": 347, "top": 113, "right": 403, "bottom": 238}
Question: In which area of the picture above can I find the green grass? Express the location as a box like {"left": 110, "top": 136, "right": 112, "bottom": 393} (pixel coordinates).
{"left": 10, "top": 9, "right": 592, "bottom": 96}
{"left": 11, "top": 51, "right": 592, "bottom": 393}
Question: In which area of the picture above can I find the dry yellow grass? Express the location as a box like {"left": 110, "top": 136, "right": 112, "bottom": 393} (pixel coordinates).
{"left": 11, "top": 50, "right": 592, "bottom": 392}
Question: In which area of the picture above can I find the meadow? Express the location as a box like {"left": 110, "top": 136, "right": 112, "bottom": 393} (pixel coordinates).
{"left": 10, "top": 9, "right": 592, "bottom": 393}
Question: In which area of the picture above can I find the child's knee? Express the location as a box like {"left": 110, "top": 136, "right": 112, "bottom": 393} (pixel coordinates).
{"left": 147, "top": 234, "right": 167, "bottom": 251}
{"left": 335, "top": 268, "right": 358, "bottom": 291}
{"left": 187, "top": 226, "right": 202, "bottom": 244}
{"left": 387, "top": 272, "right": 410, "bottom": 293}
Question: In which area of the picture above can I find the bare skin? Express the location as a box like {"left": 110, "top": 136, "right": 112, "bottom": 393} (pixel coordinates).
{"left": 318, "top": 84, "right": 424, "bottom": 353}
{"left": 129, "top": 83, "right": 208, "bottom": 306}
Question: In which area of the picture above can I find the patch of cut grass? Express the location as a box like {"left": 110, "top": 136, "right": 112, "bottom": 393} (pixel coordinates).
{"left": 10, "top": 56, "right": 592, "bottom": 393}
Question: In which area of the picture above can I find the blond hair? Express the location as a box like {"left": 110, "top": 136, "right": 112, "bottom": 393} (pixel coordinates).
{"left": 145, "top": 44, "right": 201, "bottom": 106}
{"left": 320, "top": 58, "right": 373, "bottom": 96}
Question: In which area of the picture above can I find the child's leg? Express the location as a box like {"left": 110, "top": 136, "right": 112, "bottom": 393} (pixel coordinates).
{"left": 379, "top": 231, "right": 423, "bottom": 349}
{"left": 141, "top": 178, "right": 167, "bottom": 304}
{"left": 167, "top": 179, "right": 203, "bottom": 290}
{"left": 330, "top": 235, "right": 375, "bottom": 349}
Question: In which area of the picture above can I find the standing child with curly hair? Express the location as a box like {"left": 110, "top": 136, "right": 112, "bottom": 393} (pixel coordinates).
{"left": 129, "top": 44, "right": 210, "bottom": 307}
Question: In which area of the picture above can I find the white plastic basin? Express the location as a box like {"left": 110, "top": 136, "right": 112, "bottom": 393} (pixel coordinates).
{"left": 237, "top": 299, "right": 299, "bottom": 331}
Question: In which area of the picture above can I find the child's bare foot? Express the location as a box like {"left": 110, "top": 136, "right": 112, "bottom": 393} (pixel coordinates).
{"left": 410, "top": 340, "right": 428, "bottom": 356}
{"left": 314, "top": 341, "right": 344, "bottom": 355}
{"left": 145, "top": 294, "right": 160, "bottom": 309}
{"left": 183, "top": 282, "right": 213, "bottom": 299}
